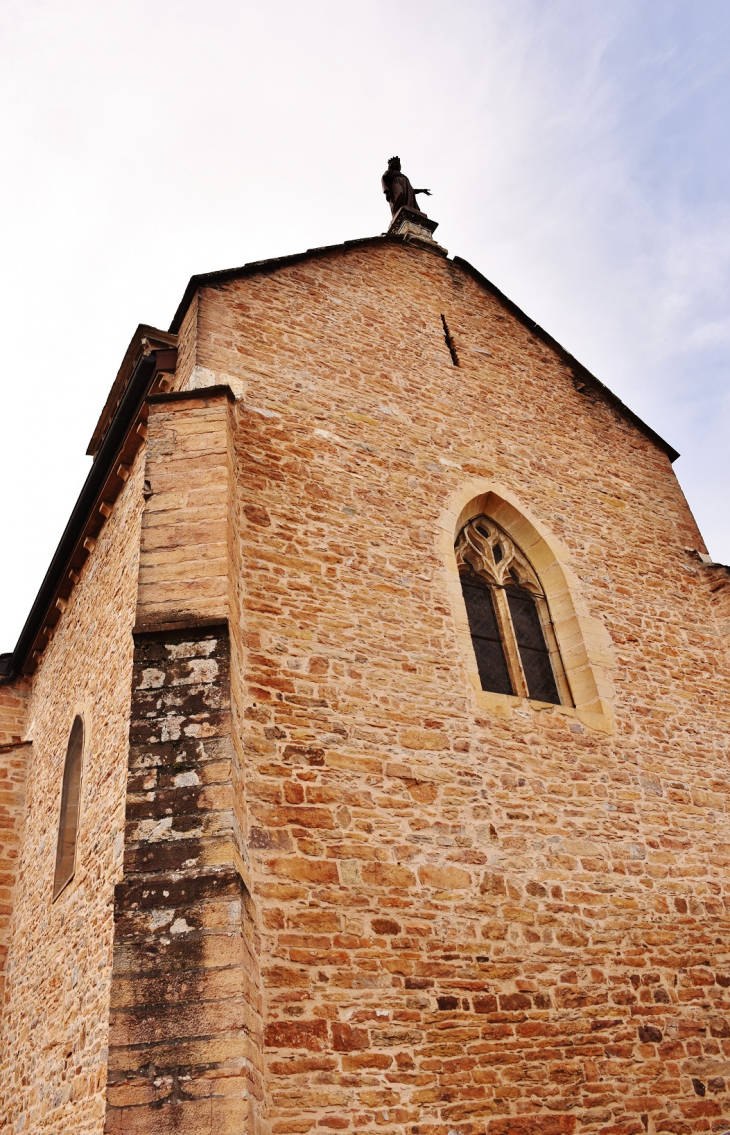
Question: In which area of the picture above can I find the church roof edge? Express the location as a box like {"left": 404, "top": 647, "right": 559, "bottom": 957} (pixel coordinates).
{"left": 168, "top": 233, "right": 679, "bottom": 463}
{"left": 168, "top": 235, "right": 391, "bottom": 334}
{"left": 451, "top": 255, "right": 680, "bottom": 464}
{"left": 0, "top": 347, "right": 176, "bottom": 683}
{"left": 87, "top": 324, "right": 177, "bottom": 457}
{"left": 0, "top": 233, "right": 681, "bottom": 682}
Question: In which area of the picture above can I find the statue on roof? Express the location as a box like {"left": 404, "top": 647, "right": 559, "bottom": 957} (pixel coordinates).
{"left": 382, "top": 156, "right": 431, "bottom": 218}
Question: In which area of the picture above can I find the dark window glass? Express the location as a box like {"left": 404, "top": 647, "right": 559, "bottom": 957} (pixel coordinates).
{"left": 460, "top": 575, "right": 514, "bottom": 696}
{"left": 506, "top": 589, "right": 560, "bottom": 704}
{"left": 53, "top": 715, "right": 84, "bottom": 899}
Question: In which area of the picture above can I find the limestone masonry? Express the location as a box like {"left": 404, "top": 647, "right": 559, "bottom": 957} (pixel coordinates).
{"left": 0, "top": 226, "right": 728, "bottom": 1135}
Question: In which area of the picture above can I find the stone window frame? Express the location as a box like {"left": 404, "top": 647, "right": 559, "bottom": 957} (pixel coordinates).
{"left": 52, "top": 709, "right": 88, "bottom": 901}
{"left": 439, "top": 482, "right": 615, "bottom": 734}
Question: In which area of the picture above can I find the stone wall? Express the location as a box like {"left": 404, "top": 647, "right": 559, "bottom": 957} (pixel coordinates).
{"left": 136, "top": 387, "right": 234, "bottom": 630}
{"left": 0, "top": 678, "right": 30, "bottom": 748}
{"left": 103, "top": 382, "right": 264, "bottom": 1131}
{"left": 1, "top": 233, "right": 727, "bottom": 1135}
{"left": 704, "top": 563, "right": 730, "bottom": 649}
{"left": 0, "top": 447, "right": 145, "bottom": 1132}
{"left": 0, "top": 740, "right": 30, "bottom": 1007}
{"left": 191, "top": 239, "right": 729, "bottom": 1135}
{"left": 104, "top": 623, "right": 264, "bottom": 1133}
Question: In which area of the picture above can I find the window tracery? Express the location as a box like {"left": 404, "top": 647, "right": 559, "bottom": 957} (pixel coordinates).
{"left": 455, "top": 515, "right": 570, "bottom": 705}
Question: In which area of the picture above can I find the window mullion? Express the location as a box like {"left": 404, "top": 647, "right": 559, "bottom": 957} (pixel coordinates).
{"left": 534, "top": 596, "right": 572, "bottom": 706}
{"left": 491, "top": 587, "right": 528, "bottom": 698}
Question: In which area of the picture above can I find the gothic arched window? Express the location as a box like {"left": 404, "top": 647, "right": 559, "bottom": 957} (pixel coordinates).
{"left": 53, "top": 715, "right": 84, "bottom": 899}
{"left": 455, "top": 516, "right": 570, "bottom": 705}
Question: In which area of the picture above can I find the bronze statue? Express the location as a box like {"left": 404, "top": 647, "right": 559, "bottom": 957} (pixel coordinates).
{"left": 382, "top": 156, "right": 431, "bottom": 217}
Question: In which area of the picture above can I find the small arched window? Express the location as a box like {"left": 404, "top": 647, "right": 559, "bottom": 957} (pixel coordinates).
{"left": 53, "top": 715, "right": 84, "bottom": 899}
{"left": 455, "top": 516, "right": 570, "bottom": 705}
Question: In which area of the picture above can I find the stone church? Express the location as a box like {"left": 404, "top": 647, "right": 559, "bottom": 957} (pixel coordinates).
{"left": 0, "top": 182, "right": 728, "bottom": 1135}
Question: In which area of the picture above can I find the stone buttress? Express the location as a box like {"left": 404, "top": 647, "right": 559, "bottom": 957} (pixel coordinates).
{"left": 104, "top": 387, "right": 264, "bottom": 1133}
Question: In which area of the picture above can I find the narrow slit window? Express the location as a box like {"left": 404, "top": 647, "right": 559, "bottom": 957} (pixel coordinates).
{"left": 441, "top": 315, "right": 460, "bottom": 367}
{"left": 53, "top": 715, "right": 84, "bottom": 899}
{"left": 455, "top": 515, "right": 569, "bottom": 706}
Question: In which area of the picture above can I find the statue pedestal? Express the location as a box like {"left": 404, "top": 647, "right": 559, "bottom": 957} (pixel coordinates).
{"left": 387, "top": 208, "right": 446, "bottom": 252}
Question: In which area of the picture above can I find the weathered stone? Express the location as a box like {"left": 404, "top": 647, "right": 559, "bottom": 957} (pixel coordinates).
{"left": 265, "top": 1019, "right": 329, "bottom": 1051}
{"left": 1, "top": 233, "right": 729, "bottom": 1135}
{"left": 418, "top": 865, "right": 472, "bottom": 889}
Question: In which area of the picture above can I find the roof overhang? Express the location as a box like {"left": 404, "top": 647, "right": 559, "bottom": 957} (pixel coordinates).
{"left": 0, "top": 331, "right": 177, "bottom": 682}
{"left": 87, "top": 324, "right": 177, "bottom": 457}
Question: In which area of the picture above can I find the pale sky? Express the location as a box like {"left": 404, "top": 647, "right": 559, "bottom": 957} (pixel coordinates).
{"left": 1, "top": 0, "right": 729, "bottom": 650}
